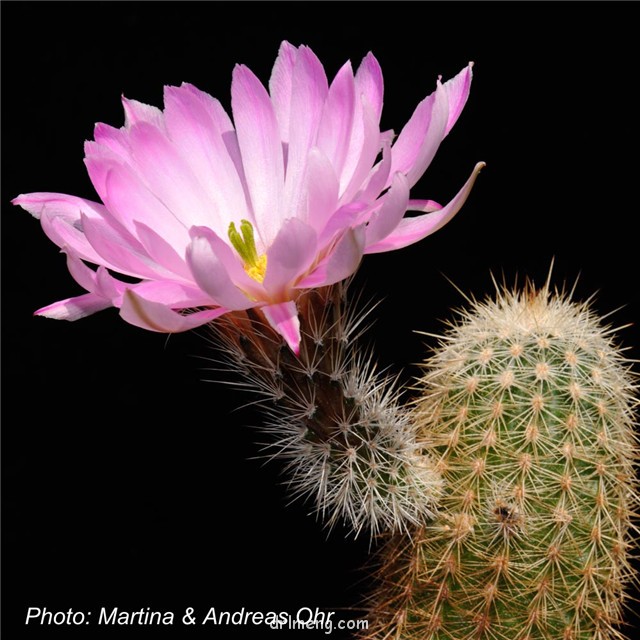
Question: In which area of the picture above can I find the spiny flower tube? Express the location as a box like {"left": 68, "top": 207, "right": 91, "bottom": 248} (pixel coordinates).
{"left": 14, "top": 41, "right": 483, "bottom": 354}
{"left": 209, "top": 281, "right": 444, "bottom": 536}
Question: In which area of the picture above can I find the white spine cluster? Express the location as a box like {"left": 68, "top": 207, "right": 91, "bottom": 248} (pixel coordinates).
{"left": 207, "top": 283, "right": 441, "bottom": 536}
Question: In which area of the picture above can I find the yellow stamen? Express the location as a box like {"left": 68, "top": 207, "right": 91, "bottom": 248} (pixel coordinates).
{"left": 244, "top": 254, "right": 267, "bottom": 283}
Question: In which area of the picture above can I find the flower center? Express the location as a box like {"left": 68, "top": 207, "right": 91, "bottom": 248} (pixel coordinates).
{"left": 228, "top": 219, "right": 267, "bottom": 283}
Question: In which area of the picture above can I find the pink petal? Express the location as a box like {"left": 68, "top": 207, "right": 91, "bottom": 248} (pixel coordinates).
{"left": 296, "top": 226, "right": 365, "bottom": 289}
{"left": 92, "top": 162, "right": 190, "bottom": 250}
{"left": 261, "top": 301, "right": 301, "bottom": 355}
{"left": 355, "top": 52, "right": 384, "bottom": 121}
{"left": 186, "top": 234, "right": 256, "bottom": 310}
{"left": 120, "top": 289, "right": 225, "bottom": 333}
{"left": 443, "top": 63, "right": 473, "bottom": 135}
{"left": 60, "top": 253, "right": 126, "bottom": 305}
{"left": 305, "top": 147, "right": 339, "bottom": 234}
{"left": 231, "top": 64, "right": 284, "bottom": 247}
{"left": 127, "top": 122, "right": 222, "bottom": 231}
{"left": 93, "top": 266, "right": 127, "bottom": 302}
{"left": 92, "top": 122, "right": 131, "bottom": 157}
{"left": 14, "top": 191, "right": 103, "bottom": 223}
{"left": 80, "top": 213, "right": 170, "bottom": 280}
{"left": 283, "top": 46, "right": 329, "bottom": 219}
{"left": 13, "top": 193, "right": 119, "bottom": 267}
{"left": 262, "top": 218, "right": 317, "bottom": 296}
{"left": 364, "top": 162, "right": 485, "bottom": 254}
{"left": 85, "top": 155, "right": 186, "bottom": 261}
{"left": 122, "top": 97, "right": 165, "bottom": 129}
{"left": 188, "top": 225, "right": 261, "bottom": 296}
{"left": 163, "top": 84, "right": 250, "bottom": 225}
{"left": 84, "top": 150, "right": 117, "bottom": 202}
{"left": 269, "top": 41, "right": 298, "bottom": 145}
{"left": 134, "top": 221, "right": 191, "bottom": 280}
{"left": 358, "top": 137, "right": 392, "bottom": 203}
{"left": 339, "top": 97, "right": 382, "bottom": 203}
{"left": 35, "top": 293, "right": 112, "bottom": 321}
{"left": 364, "top": 172, "right": 410, "bottom": 248}
{"left": 178, "top": 84, "right": 253, "bottom": 219}
{"left": 64, "top": 252, "right": 100, "bottom": 292}
{"left": 84, "top": 139, "right": 127, "bottom": 184}
{"left": 317, "top": 60, "right": 356, "bottom": 181}
{"left": 390, "top": 81, "right": 449, "bottom": 188}
{"left": 317, "top": 201, "right": 369, "bottom": 248}
{"left": 129, "top": 280, "right": 213, "bottom": 308}
{"left": 403, "top": 198, "right": 441, "bottom": 213}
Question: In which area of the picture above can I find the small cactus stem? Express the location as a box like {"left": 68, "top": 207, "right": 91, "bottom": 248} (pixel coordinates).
{"left": 362, "top": 279, "right": 639, "bottom": 639}
{"left": 208, "top": 281, "right": 442, "bottom": 536}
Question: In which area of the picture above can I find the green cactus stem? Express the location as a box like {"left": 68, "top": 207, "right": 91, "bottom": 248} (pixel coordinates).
{"left": 364, "top": 278, "right": 638, "bottom": 639}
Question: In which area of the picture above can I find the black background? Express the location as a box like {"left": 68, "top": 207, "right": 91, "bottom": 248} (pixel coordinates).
{"left": 2, "top": 2, "right": 640, "bottom": 638}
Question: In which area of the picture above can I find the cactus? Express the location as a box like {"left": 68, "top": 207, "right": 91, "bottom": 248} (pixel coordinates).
{"left": 363, "top": 278, "right": 638, "bottom": 639}
{"left": 207, "top": 281, "right": 442, "bottom": 536}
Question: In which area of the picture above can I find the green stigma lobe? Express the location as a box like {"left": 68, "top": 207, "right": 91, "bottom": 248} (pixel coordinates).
{"left": 228, "top": 219, "right": 267, "bottom": 283}
{"left": 228, "top": 219, "right": 259, "bottom": 266}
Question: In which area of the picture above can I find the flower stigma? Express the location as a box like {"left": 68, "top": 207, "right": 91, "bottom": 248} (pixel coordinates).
{"left": 228, "top": 219, "right": 268, "bottom": 283}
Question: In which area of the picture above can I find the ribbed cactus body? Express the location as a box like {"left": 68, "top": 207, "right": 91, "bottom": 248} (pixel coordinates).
{"left": 365, "top": 284, "right": 638, "bottom": 639}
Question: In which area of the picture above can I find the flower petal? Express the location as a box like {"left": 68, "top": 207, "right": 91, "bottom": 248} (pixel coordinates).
{"left": 13, "top": 193, "right": 119, "bottom": 267}
{"left": 122, "top": 97, "right": 165, "bottom": 129}
{"left": 364, "top": 172, "right": 410, "bottom": 248}
{"left": 188, "top": 225, "right": 261, "bottom": 296}
{"left": 57, "top": 252, "right": 126, "bottom": 305}
{"left": 120, "top": 289, "right": 225, "bottom": 333}
{"left": 296, "top": 226, "right": 365, "bottom": 289}
{"left": 186, "top": 234, "right": 256, "bottom": 310}
{"left": 263, "top": 218, "right": 317, "bottom": 297}
{"left": 283, "top": 46, "right": 328, "bottom": 220}
{"left": 364, "top": 162, "right": 485, "bottom": 254}
{"left": 443, "top": 62, "right": 473, "bottom": 135}
{"left": 35, "top": 293, "right": 112, "bottom": 321}
{"left": 80, "top": 213, "right": 169, "bottom": 280}
{"left": 92, "top": 122, "right": 130, "bottom": 157}
{"left": 134, "top": 221, "right": 191, "bottom": 280}
{"left": 91, "top": 162, "right": 190, "bottom": 250}
{"left": 93, "top": 266, "right": 127, "bottom": 302}
{"left": 232, "top": 64, "right": 284, "bottom": 247}
{"left": 317, "top": 60, "right": 356, "bottom": 181}
{"left": 129, "top": 280, "right": 213, "bottom": 308}
{"left": 403, "top": 199, "right": 441, "bottom": 213}
{"left": 339, "top": 97, "right": 382, "bottom": 203}
{"left": 127, "top": 122, "right": 222, "bottom": 231}
{"left": 358, "top": 136, "right": 392, "bottom": 203}
{"left": 269, "top": 40, "right": 298, "bottom": 145}
{"left": 176, "top": 84, "right": 254, "bottom": 224}
{"left": 261, "top": 301, "right": 301, "bottom": 355}
{"left": 163, "top": 84, "right": 250, "bottom": 225}
{"left": 390, "top": 80, "right": 449, "bottom": 188}
{"left": 318, "top": 201, "right": 369, "bottom": 248}
{"left": 64, "top": 252, "right": 101, "bottom": 291}
{"left": 355, "top": 52, "right": 384, "bottom": 121}
{"left": 305, "top": 147, "right": 340, "bottom": 235}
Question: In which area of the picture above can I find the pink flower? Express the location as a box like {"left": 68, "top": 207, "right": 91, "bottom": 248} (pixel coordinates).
{"left": 14, "top": 41, "right": 483, "bottom": 354}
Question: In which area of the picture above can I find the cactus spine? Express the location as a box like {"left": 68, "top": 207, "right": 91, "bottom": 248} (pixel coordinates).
{"left": 208, "top": 282, "right": 441, "bottom": 536}
{"left": 364, "top": 280, "right": 638, "bottom": 639}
